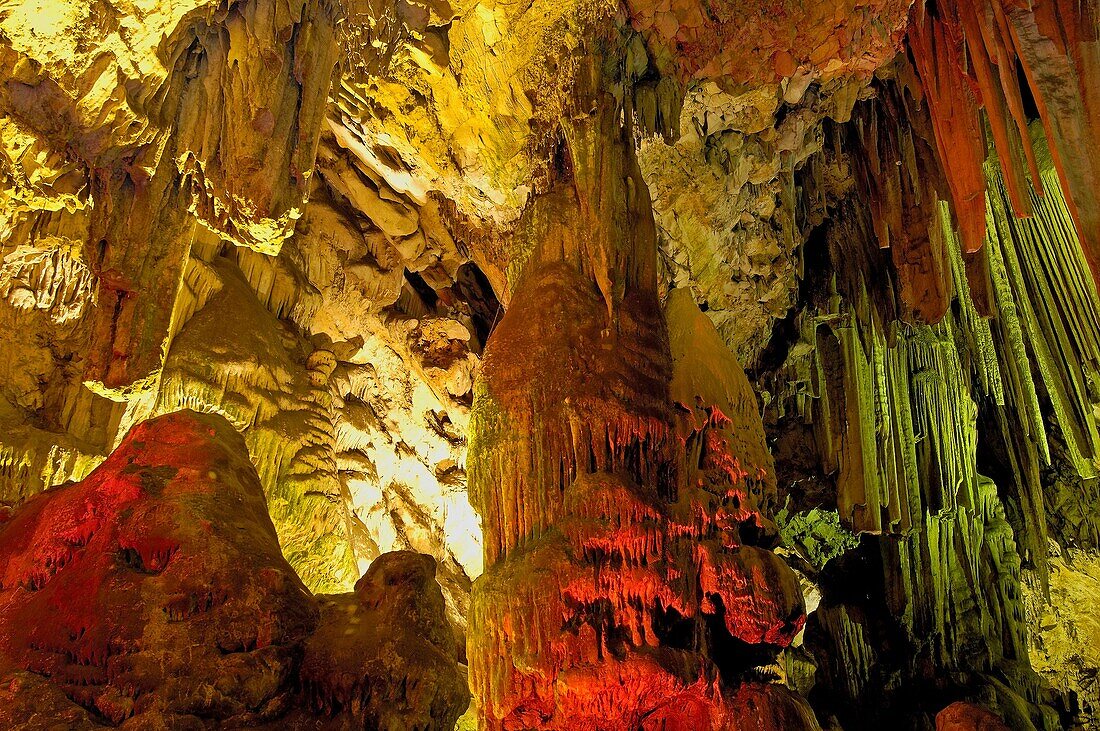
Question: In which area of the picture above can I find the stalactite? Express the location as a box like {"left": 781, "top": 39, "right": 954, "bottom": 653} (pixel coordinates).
{"left": 906, "top": 0, "right": 1100, "bottom": 287}
{"left": 3, "top": 0, "right": 1100, "bottom": 725}
{"left": 766, "top": 104, "right": 1100, "bottom": 725}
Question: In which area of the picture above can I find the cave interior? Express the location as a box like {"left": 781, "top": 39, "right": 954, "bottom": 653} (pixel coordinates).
{"left": 0, "top": 0, "right": 1099, "bottom": 728}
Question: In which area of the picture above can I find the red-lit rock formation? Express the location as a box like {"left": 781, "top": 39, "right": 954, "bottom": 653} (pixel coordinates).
{"left": 625, "top": 0, "right": 911, "bottom": 84}
{"left": 466, "top": 50, "right": 813, "bottom": 729}
{"left": 0, "top": 409, "right": 317, "bottom": 727}
{"left": 936, "top": 702, "right": 1013, "bottom": 731}
{"left": 292, "top": 551, "right": 469, "bottom": 730}
{"left": 4, "top": 0, "right": 1100, "bottom": 726}
{"left": 0, "top": 410, "right": 467, "bottom": 730}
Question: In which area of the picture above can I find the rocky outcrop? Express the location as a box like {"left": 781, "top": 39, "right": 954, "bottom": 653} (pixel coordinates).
{"left": 292, "top": 551, "right": 470, "bottom": 730}
{"left": 0, "top": 409, "right": 317, "bottom": 728}
{"left": 0, "top": 409, "right": 467, "bottom": 730}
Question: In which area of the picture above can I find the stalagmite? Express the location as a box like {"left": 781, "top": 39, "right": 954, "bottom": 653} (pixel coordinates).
{"left": 466, "top": 39, "right": 815, "bottom": 727}
{"left": 0, "top": 410, "right": 468, "bottom": 730}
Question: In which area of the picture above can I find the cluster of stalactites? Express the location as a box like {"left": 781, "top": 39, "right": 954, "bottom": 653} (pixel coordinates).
{"left": 905, "top": 0, "right": 1100, "bottom": 285}
{"left": 823, "top": 74, "right": 1100, "bottom": 553}
{"left": 840, "top": 76, "right": 1001, "bottom": 326}
{"left": 982, "top": 136, "right": 1100, "bottom": 549}
{"left": 765, "top": 129, "right": 1100, "bottom": 725}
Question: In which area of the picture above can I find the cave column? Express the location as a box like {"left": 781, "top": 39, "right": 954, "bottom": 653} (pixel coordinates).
{"left": 466, "top": 45, "right": 817, "bottom": 729}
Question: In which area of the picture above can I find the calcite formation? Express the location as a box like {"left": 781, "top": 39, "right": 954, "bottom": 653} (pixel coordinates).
{"left": 0, "top": 409, "right": 468, "bottom": 730}
{"left": 465, "top": 50, "right": 812, "bottom": 726}
{"left": 2, "top": 0, "right": 1100, "bottom": 728}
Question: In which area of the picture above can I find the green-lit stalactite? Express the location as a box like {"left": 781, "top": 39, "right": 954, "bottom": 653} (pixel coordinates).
{"left": 769, "top": 127, "right": 1100, "bottom": 727}
{"left": 983, "top": 132, "right": 1100, "bottom": 550}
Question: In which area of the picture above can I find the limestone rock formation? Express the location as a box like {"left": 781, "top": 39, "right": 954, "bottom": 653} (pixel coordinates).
{"left": 292, "top": 550, "right": 470, "bottom": 730}
{"left": 937, "top": 702, "right": 1014, "bottom": 731}
{"left": 0, "top": 410, "right": 467, "bottom": 730}
{"left": 465, "top": 46, "right": 813, "bottom": 724}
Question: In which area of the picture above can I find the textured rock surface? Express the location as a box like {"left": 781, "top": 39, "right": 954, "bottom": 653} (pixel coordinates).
{"left": 0, "top": 409, "right": 467, "bottom": 730}
{"left": 1025, "top": 547, "right": 1100, "bottom": 727}
{"left": 2, "top": 0, "right": 1100, "bottom": 728}
{"left": 0, "top": 0, "right": 489, "bottom": 644}
{"left": 937, "top": 702, "right": 1013, "bottom": 731}
{"left": 289, "top": 551, "right": 469, "bottom": 730}
{"left": 465, "top": 46, "right": 813, "bottom": 723}
{"left": 0, "top": 409, "right": 318, "bottom": 728}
